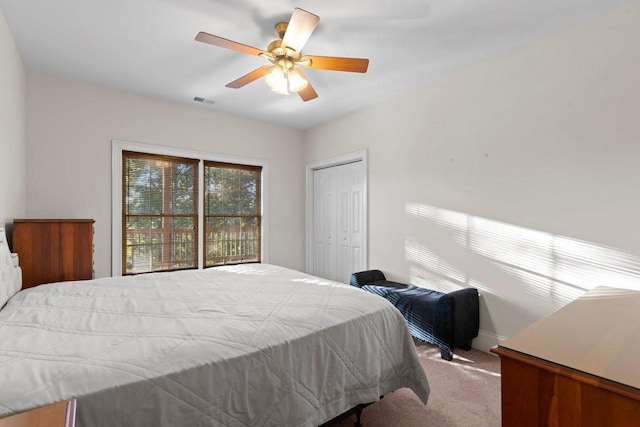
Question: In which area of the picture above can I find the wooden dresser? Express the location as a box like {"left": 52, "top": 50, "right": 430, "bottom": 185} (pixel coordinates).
{"left": 12, "top": 219, "right": 94, "bottom": 289}
{"left": 492, "top": 286, "right": 640, "bottom": 426}
{"left": 0, "top": 400, "right": 76, "bottom": 427}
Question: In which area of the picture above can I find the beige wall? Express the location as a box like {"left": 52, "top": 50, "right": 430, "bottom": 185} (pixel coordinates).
{"left": 26, "top": 73, "right": 305, "bottom": 278}
{"left": 0, "top": 8, "right": 26, "bottom": 231}
{"left": 16, "top": 2, "right": 640, "bottom": 350}
{"left": 304, "top": 2, "right": 640, "bottom": 350}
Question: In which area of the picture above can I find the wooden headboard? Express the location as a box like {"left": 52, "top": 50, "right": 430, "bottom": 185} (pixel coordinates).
{"left": 0, "top": 228, "right": 22, "bottom": 308}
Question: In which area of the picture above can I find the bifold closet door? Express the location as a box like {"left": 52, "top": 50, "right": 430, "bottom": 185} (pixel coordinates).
{"left": 312, "top": 161, "right": 364, "bottom": 283}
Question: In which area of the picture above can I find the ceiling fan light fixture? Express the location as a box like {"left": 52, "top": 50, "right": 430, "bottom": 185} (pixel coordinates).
{"left": 265, "top": 63, "right": 308, "bottom": 95}
{"left": 271, "top": 83, "right": 290, "bottom": 96}
{"left": 288, "top": 68, "right": 308, "bottom": 92}
{"left": 265, "top": 67, "right": 289, "bottom": 95}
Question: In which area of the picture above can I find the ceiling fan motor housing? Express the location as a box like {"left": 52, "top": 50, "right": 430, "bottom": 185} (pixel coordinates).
{"left": 267, "top": 38, "right": 300, "bottom": 63}
{"left": 274, "top": 22, "right": 288, "bottom": 39}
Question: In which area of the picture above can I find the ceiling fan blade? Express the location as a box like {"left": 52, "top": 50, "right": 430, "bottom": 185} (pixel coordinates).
{"left": 195, "top": 32, "right": 268, "bottom": 57}
{"left": 302, "top": 55, "right": 369, "bottom": 73}
{"left": 297, "top": 74, "right": 318, "bottom": 102}
{"left": 281, "top": 8, "right": 320, "bottom": 54}
{"left": 298, "top": 84, "right": 318, "bottom": 102}
{"left": 226, "top": 65, "right": 274, "bottom": 89}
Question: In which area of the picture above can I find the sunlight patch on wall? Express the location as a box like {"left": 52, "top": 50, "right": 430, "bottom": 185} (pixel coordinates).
{"left": 406, "top": 238, "right": 466, "bottom": 283}
{"left": 495, "top": 263, "right": 583, "bottom": 305}
{"left": 406, "top": 203, "right": 469, "bottom": 246}
{"left": 405, "top": 203, "right": 640, "bottom": 306}
{"left": 409, "top": 265, "right": 469, "bottom": 294}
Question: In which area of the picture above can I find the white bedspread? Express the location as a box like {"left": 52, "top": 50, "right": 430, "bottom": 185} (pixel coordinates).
{"left": 0, "top": 264, "right": 429, "bottom": 426}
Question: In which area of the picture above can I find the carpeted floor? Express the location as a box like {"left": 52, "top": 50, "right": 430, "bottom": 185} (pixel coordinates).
{"left": 324, "top": 340, "right": 502, "bottom": 427}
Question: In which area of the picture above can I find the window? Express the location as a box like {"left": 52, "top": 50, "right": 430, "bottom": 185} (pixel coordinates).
{"left": 122, "top": 152, "right": 199, "bottom": 274}
{"left": 204, "top": 162, "right": 262, "bottom": 267}
{"left": 117, "top": 146, "right": 265, "bottom": 276}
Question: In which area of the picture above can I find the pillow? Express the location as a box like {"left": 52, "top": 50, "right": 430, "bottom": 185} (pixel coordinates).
{"left": 0, "top": 228, "right": 22, "bottom": 309}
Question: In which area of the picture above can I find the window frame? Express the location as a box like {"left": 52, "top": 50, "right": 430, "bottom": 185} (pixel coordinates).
{"left": 112, "top": 140, "right": 269, "bottom": 277}
{"left": 122, "top": 151, "right": 200, "bottom": 274}
{"left": 203, "top": 161, "right": 262, "bottom": 267}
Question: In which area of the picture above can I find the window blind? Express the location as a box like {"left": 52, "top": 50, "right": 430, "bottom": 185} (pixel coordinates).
{"left": 122, "top": 151, "right": 199, "bottom": 274}
{"left": 204, "top": 161, "right": 262, "bottom": 267}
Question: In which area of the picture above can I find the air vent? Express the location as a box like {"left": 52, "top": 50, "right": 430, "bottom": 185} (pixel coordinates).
{"left": 193, "top": 96, "right": 215, "bottom": 105}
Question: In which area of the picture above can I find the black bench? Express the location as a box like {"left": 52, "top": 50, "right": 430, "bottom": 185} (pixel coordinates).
{"left": 350, "top": 269, "right": 479, "bottom": 360}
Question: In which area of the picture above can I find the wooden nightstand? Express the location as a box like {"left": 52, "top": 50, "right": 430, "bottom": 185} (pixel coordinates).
{"left": 0, "top": 400, "right": 76, "bottom": 427}
{"left": 12, "top": 219, "right": 95, "bottom": 289}
{"left": 491, "top": 287, "right": 640, "bottom": 426}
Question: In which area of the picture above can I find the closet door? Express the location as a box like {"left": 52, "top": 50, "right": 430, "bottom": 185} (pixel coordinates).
{"left": 312, "top": 161, "right": 364, "bottom": 283}
{"left": 336, "top": 161, "right": 365, "bottom": 283}
{"left": 313, "top": 167, "right": 337, "bottom": 281}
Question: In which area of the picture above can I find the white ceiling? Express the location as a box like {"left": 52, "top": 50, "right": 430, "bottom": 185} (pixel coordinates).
{"left": 0, "top": 0, "right": 633, "bottom": 130}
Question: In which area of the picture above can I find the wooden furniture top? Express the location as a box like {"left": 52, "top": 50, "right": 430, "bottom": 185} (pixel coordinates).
{"left": 498, "top": 286, "right": 640, "bottom": 390}
{"left": 13, "top": 219, "right": 94, "bottom": 223}
{"left": 0, "top": 400, "right": 76, "bottom": 427}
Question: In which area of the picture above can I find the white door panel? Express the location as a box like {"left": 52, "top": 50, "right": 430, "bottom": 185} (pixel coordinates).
{"left": 312, "top": 160, "right": 365, "bottom": 283}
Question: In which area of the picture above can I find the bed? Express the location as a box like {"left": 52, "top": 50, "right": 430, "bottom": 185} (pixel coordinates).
{"left": 0, "top": 228, "right": 429, "bottom": 426}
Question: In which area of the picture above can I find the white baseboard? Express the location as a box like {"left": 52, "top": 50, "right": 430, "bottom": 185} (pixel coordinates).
{"left": 472, "top": 329, "right": 508, "bottom": 353}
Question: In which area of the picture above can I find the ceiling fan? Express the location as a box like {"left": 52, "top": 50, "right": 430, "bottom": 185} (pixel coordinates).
{"left": 195, "top": 8, "right": 369, "bottom": 102}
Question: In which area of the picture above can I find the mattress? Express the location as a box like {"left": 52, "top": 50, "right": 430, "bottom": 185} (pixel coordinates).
{"left": 0, "top": 264, "right": 429, "bottom": 426}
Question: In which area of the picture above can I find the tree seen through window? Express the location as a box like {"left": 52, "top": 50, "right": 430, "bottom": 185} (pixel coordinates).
{"left": 122, "top": 152, "right": 262, "bottom": 275}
